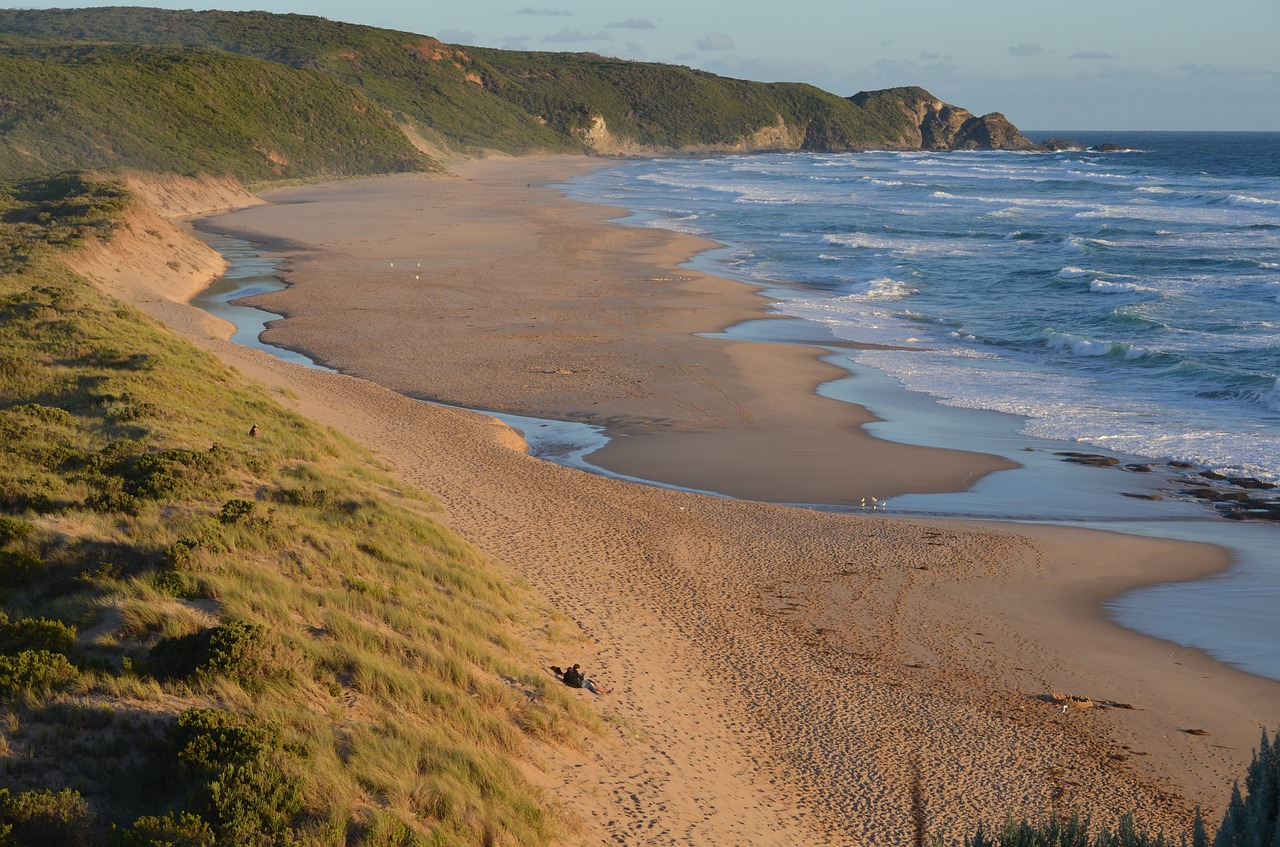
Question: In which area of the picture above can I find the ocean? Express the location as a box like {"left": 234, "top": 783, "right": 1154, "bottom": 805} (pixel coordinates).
{"left": 194, "top": 132, "right": 1280, "bottom": 682}
{"left": 566, "top": 132, "right": 1280, "bottom": 484}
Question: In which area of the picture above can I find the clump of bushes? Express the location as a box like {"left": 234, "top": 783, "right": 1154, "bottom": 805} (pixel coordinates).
{"left": 0, "top": 787, "right": 94, "bottom": 846}
{"left": 147, "top": 619, "right": 271, "bottom": 690}
{"left": 218, "top": 498, "right": 255, "bottom": 525}
{"left": 0, "top": 612, "right": 76, "bottom": 655}
{"left": 0, "top": 549, "right": 44, "bottom": 595}
{"left": 120, "top": 446, "right": 227, "bottom": 500}
{"left": 160, "top": 708, "right": 301, "bottom": 845}
{"left": 110, "top": 811, "right": 215, "bottom": 847}
{"left": 0, "top": 649, "right": 78, "bottom": 702}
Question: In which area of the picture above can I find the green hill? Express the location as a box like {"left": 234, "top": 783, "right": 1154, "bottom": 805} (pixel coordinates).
{"left": 0, "top": 7, "right": 1038, "bottom": 182}
{"left": 0, "top": 37, "right": 433, "bottom": 182}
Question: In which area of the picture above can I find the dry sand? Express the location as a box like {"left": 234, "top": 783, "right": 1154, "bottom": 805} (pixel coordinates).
{"left": 76, "top": 159, "right": 1280, "bottom": 846}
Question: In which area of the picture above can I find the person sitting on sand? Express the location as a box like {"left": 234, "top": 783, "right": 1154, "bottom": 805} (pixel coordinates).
{"left": 551, "top": 663, "right": 611, "bottom": 695}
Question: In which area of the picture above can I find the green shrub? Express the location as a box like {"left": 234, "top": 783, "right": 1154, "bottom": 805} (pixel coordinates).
{"left": 0, "top": 615, "right": 76, "bottom": 655}
{"left": 124, "top": 447, "right": 224, "bottom": 500}
{"left": 0, "top": 549, "right": 44, "bottom": 591}
{"left": 0, "top": 517, "right": 34, "bottom": 544}
{"left": 148, "top": 620, "right": 269, "bottom": 689}
{"left": 110, "top": 811, "right": 215, "bottom": 847}
{"left": 272, "top": 484, "right": 338, "bottom": 509}
{"left": 955, "top": 729, "right": 1279, "bottom": 847}
{"left": 166, "top": 708, "right": 301, "bottom": 846}
{"left": 218, "top": 498, "right": 255, "bottom": 525}
{"left": 0, "top": 649, "right": 78, "bottom": 701}
{"left": 0, "top": 787, "right": 94, "bottom": 846}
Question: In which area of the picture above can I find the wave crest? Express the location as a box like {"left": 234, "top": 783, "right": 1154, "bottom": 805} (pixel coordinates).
{"left": 1043, "top": 330, "right": 1148, "bottom": 359}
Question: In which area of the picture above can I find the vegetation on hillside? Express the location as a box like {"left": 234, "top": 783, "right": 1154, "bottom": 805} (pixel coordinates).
{"left": 0, "top": 36, "right": 433, "bottom": 182}
{"left": 0, "top": 6, "right": 1025, "bottom": 179}
{"left": 0, "top": 173, "right": 592, "bottom": 845}
{"left": 464, "top": 48, "right": 906, "bottom": 150}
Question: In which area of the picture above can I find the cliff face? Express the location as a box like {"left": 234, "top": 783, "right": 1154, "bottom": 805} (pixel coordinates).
{"left": 848, "top": 86, "right": 1040, "bottom": 152}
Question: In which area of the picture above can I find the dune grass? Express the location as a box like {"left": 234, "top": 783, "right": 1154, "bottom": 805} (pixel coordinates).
{"left": 0, "top": 173, "right": 595, "bottom": 845}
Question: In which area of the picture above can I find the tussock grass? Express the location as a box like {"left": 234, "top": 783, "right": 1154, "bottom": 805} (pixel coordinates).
{"left": 0, "top": 175, "right": 595, "bottom": 844}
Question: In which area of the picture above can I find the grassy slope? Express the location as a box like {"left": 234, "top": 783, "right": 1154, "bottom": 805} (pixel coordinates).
{"left": 0, "top": 37, "right": 434, "bottom": 182}
{"left": 0, "top": 174, "right": 592, "bottom": 845}
{"left": 0, "top": 7, "right": 936, "bottom": 166}
{"left": 0, "top": 9, "right": 581, "bottom": 159}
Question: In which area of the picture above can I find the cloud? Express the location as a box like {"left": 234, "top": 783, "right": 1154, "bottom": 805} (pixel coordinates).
{"left": 1071, "top": 50, "right": 1117, "bottom": 60}
{"left": 607, "top": 18, "right": 656, "bottom": 30}
{"left": 920, "top": 52, "right": 941, "bottom": 61}
{"left": 437, "top": 28, "right": 477, "bottom": 44}
{"left": 543, "top": 28, "right": 611, "bottom": 43}
{"left": 673, "top": 52, "right": 697, "bottom": 62}
{"left": 696, "top": 32, "right": 735, "bottom": 51}
{"left": 1176, "top": 63, "right": 1275, "bottom": 80}
{"left": 1009, "top": 43, "right": 1044, "bottom": 57}
{"left": 515, "top": 7, "right": 571, "bottom": 15}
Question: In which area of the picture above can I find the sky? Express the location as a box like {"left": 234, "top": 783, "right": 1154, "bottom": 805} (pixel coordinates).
{"left": 18, "top": 0, "right": 1280, "bottom": 131}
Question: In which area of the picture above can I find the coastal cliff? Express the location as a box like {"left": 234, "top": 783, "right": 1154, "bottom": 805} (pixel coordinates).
{"left": 0, "top": 8, "right": 1052, "bottom": 182}
{"left": 849, "top": 86, "right": 1040, "bottom": 151}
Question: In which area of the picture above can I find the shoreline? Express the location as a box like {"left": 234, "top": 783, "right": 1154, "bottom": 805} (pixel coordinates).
{"left": 205, "top": 158, "right": 1017, "bottom": 506}
{"left": 77, "top": 158, "right": 1280, "bottom": 846}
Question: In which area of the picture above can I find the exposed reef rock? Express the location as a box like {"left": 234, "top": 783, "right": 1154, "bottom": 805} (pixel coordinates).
{"left": 1040, "top": 137, "right": 1087, "bottom": 152}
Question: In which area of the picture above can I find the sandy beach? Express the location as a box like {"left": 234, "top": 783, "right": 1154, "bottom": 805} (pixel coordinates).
{"left": 77, "top": 158, "right": 1280, "bottom": 846}
{"left": 207, "top": 161, "right": 1015, "bottom": 506}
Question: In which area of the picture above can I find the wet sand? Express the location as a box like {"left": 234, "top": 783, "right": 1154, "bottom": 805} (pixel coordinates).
{"left": 73, "top": 161, "right": 1280, "bottom": 846}
{"left": 209, "top": 160, "right": 1015, "bottom": 506}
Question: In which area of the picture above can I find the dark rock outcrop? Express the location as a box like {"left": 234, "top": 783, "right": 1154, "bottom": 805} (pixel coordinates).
{"left": 848, "top": 86, "right": 1041, "bottom": 152}
{"left": 1041, "top": 137, "right": 1086, "bottom": 152}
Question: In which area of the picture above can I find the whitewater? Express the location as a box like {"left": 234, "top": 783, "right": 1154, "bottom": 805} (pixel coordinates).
{"left": 567, "top": 132, "right": 1280, "bottom": 483}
